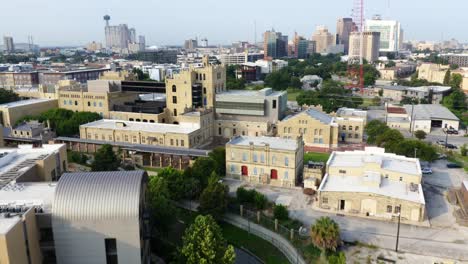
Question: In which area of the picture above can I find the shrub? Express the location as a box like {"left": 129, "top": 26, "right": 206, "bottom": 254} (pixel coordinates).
{"left": 461, "top": 144, "right": 467, "bottom": 157}
{"left": 254, "top": 192, "right": 268, "bottom": 210}
{"left": 236, "top": 187, "right": 255, "bottom": 204}
{"left": 273, "top": 204, "right": 289, "bottom": 221}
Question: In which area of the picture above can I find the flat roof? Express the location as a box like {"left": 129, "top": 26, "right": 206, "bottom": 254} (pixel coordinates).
{"left": 0, "top": 182, "right": 57, "bottom": 214}
{"left": 403, "top": 104, "right": 459, "bottom": 121}
{"left": 328, "top": 147, "right": 421, "bottom": 176}
{"left": 216, "top": 88, "right": 285, "bottom": 98}
{"left": 0, "top": 144, "right": 65, "bottom": 189}
{"left": 81, "top": 119, "right": 200, "bottom": 134}
{"left": 336, "top": 107, "right": 367, "bottom": 118}
{"left": 0, "top": 216, "right": 21, "bottom": 235}
{"left": 319, "top": 174, "right": 425, "bottom": 204}
{"left": 387, "top": 107, "right": 407, "bottom": 114}
{"left": 227, "top": 136, "right": 299, "bottom": 151}
{"left": 0, "top": 98, "right": 56, "bottom": 109}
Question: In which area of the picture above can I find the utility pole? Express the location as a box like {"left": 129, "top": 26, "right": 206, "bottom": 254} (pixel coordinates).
{"left": 444, "top": 128, "right": 449, "bottom": 149}
{"left": 414, "top": 148, "right": 418, "bottom": 158}
{"left": 395, "top": 204, "right": 401, "bottom": 252}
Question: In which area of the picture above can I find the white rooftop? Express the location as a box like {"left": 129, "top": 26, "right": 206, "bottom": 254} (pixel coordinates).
{"left": 81, "top": 119, "right": 200, "bottom": 134}
{"left": 403, "top": 104, "right": 459, "bottom": 121}
{"left": 318, "top": 174, "right": 425, "bottom": 204}
{"left": 327, "top": 147, "right": 421, "bottom": 176}
{"left": 0, "top": 98, "right": 56, "bottom": 109}
{"left": 227, "top": 136, "right": 299, "bottom": 151}
{"left": 216, "top": 88, "right": 285, "bottom": 98}
{"left": 336, "top": 107, "right": 367, "bottom": 118}
{"left": 0, "top": 182, "right": 57, "bottom": 213}
{"left": 0, "top": 216, "right": 21, "bottom": 235}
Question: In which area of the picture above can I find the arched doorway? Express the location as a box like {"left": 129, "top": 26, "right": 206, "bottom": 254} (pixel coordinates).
{"left": 270, "top": 169, "right": 278, "bottom": 180}
{"left": 241, "top": 166, "right": 248, "bottom": 176}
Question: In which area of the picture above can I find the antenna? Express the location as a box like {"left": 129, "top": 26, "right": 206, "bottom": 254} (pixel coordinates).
{"left": 103, "top": 15, "right": 111, "bottom": 27}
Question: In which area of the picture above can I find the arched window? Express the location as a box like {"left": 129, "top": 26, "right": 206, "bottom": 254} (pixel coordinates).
{"left": 172, "top": 85, "right": 176, "bottom": 92}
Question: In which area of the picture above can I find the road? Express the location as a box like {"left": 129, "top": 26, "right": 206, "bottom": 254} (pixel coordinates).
{"left": 224, "top": 160, "right": 468, "bottom": 261}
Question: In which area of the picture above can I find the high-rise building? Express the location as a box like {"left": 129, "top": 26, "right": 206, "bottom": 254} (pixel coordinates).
{"left": 336, "top": 18, "right": 355, "bottom": 54}
{"left": 129, "top": 28, "right": 137, "bottom": 43}
{"left": 312, "top": 26, "right": 335, "bottom": 53}
{"left": 138, "top": 35, "right": 146, "bottom": 51}
{"left": 365, "top": 15, "right": 403, "bottom": 53}
{"left": 184, "top": 39, "right": 198, "bottom": 51}
{"left": 103, "top": 15, "right": 138, "bottom": 50}
{"left": 3, "top": 36, "right": 14, "bottom": 53}
{"left": 263, "top": 30, "right": 288, "bottom": 59}
{"left": 349, "top": 31, "right": 381, "bottom": 63}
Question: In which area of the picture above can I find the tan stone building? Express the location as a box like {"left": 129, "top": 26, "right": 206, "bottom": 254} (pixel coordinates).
{"left": 334, "top": 107, "right": 367, "bottom": 144}
{"left": 0, "top": 99, "right": 58, "bottom": 127}
{"left": 417, "top": 63, "right": 448, "bottom": 84}
{"left": 79, "top": 119, "right": 210, "bottom": 149}
{"left": 226, "top": 136, "right": 304, "bottom": 188}
{"left": 166, "top": 56, "right": 226, "bottom": 117}
{"left": 349, "top": 31, "right": 381, "bottom": 63}
{"left": 312, "top": 26, "right": 335, "bottom": 53}
{"left": 317, "top": 147, "right": 426, "bottom": 223}
{"left": 277, "top": 108, "right": 339, "bottom": 150}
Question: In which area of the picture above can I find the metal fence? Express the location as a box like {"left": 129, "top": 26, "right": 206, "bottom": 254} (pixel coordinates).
{"left": 227, "top": 205, "right": 308, "bottom": 264}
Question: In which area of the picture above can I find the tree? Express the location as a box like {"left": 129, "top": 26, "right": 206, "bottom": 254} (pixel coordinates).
{"left": 289, "top": 76, "right": 303, "bottom": 89}
{"left": 310, "top": 217, "right": 341, "bottom": 252}
{"left": 461, "top": 144, "right": 467, "bottom": 157}
{"left": 414, "top": 130, "right": 427, "bottom": 140}
{"left": 91, "top": 144, "right": 121, "bottom": 171}
{"left": 191, "top": 157, "right": 217, "bottom": 190}
{"left": 209, "top": 147, "right": 226, "bottom": 176}
{"left": 0, "top": 89, "right": 19, "bottom": 104}
{"left": 371, "top": 96, "right": 381, "bottom": 106}
{"left": 157, "top": 167, "right": 186, "bottom": 201}
{"left": 328, "top": 252, "right": 346, "bottom": 264}
{"left": 376, "top": 129, "right": 404, "bottom": 153}
{"left": 273, "top": 204, "right": 289, "bottom": 221}
{"left": 378, "top": 89, "right": 383, "bottom": 97}
{"left": 443, "top": 69, "right": 451, "bottom": 85}
{"left": 198, "top": 172, "right": 229, "bottom": 219}
{"left": 147, "top": 175, "right": 177, "bottom": 234}
{"left": 365, "top": 120, "right": 389, "bottom": 144}
{"left": 254, "top": 192, "right": 268, "bottom": 210}
{"left": 395, "top": 139, "right": 438, "bottom": 161}
{"left": 449, "top": 73, "right": 463, "bottom": 89}
{"left": 180, "top": 215, "right": 236, "bottom": 264}
{"left": 132, "top": 68, "right": 151, "bottom": 81}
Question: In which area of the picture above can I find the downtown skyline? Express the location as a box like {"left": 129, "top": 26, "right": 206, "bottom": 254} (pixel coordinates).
{"left": 0, "top": 0, "right": 467, "bottom": 46}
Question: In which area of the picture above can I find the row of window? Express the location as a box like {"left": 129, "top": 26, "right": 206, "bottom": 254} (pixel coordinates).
{"left": 128, "top": 118, "right": 156, "bottom": 123}
{"left": 235, "top": 152, "right": 289, "bottom": 166}
{"left": 232, "top": 165, "right": 289, "bottom": 180}
{"left": 63, "top": 100, "right": 104, "bottom": 108}
{"left": 87, "top": 133, "right": 185, "bottom": 147}
{"left": 282, "top": 127, "right": 325, "bottom": 136}
{"left": 341, "top": 125, "right": 360, "bottom": 131}
{"left": 320, "top": 198, "right": 401, "bottom": 214}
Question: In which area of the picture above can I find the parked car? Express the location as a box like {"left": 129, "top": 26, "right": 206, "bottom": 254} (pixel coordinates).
{"left": 436, "top": 140, "right": 446, "bottom": 146}
{"left": 447, "top": 129, "right": 459, "bottom": 135}
{"left": 446, "top": 144, "right": 458, "bottom": 149}
{"left": 421, "top": 167, "right": 433, "bottom": 174}
{"left": 447, "top": 163, "right": 462, "bottom": 168}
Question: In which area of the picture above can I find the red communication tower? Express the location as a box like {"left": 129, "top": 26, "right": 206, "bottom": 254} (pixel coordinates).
{"left": 349, "top": 0, "right": 365, "bottom": 93}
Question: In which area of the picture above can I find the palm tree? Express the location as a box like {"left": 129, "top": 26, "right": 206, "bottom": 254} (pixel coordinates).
{"left": 310, "top": 216, "right": 341, "bottom": 252}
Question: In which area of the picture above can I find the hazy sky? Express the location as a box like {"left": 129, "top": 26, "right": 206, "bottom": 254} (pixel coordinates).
{"left": 0, "top": 0, "right": 466, "bottom": 47}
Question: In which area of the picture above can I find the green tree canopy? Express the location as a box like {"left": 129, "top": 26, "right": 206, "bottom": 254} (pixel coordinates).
{"left": 273, "top": 204, "right": 289, "bottom": 221}
{"left": 157, "top": 167, "right": 186, "bottom": 201}
{"left": 198, "top": 172, "right": 229, "bottom": 219}
{"left": 180, "top": 215, "right": 236, "bottom": 264}
{"left": 365, "top": 120, "right": 389, "bottom": 144}
{"left": 394, "top": 139, "right": 438, "bottom": 161}
{"left": 91, "top": 144, "right": 121, "bottom": 171}
{"left": 208, "top": 147, "right": 226, "bottom": 176}
{"left": 414, "top": 130, "right": 427, "bottom": 140}
{"left": 310, "top": 217, "right": 341, "bottom": 252}
{"left": 0, "top": 89, "right": 19, "bottom": 104}
{"left": 376, "top": 129, "right": 405, "bottom": 153}
{"left": 147, "top": 175, "right": 177, "bottom": 234}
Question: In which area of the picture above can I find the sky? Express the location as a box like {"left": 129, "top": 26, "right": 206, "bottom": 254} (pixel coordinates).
{"left": 0, "top": 0, "right": 466, "bottom": 47}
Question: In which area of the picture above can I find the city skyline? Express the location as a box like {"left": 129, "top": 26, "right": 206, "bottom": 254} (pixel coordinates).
{"left": 0, "top": 0, "right": 467, "bottom": 46}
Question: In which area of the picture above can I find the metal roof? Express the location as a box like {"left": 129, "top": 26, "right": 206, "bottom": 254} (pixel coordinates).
{"left": 403, "top": 104, "right": 460, "bottom": 121}
{"left": 53, "top": 171, "right": 146, "bottom": 221}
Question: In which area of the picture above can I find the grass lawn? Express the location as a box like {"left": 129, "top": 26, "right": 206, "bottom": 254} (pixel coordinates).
{"left": 220, "top": 222, "right": 290, "bottom": 264}
{"left": 304, "top": 152, "right": 331, "bottom": 164}
{"left": 359, "top": 97, "right": 375, "bottom": 108}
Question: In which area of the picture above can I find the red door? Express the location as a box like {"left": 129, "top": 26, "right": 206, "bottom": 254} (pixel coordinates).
{"left": 241, "top": 166, "right": 248, "bottom": 176}
{"left": 270, "top": 169, "right": 278, "bottom": 180}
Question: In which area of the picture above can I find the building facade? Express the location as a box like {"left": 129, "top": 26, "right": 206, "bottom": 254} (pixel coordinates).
{"left": 317, "top": 147, "right": 426, "bottom": 223}
{"left": 0, "top": 99, "right": 58, "bottom": 128}
{"left": 263, "top": 30, "right": 288, "bottom": 59}
{"left": 336, "top": 18, "right": 355, "bottom": 54}
{"left": 312, "top": 26, "right": 335, "bottom": 54}
{"left": 365, "top": 16, "right": 403, "bottom": 53}
{"left": 226, "top": 136, "right": 304, "bottom": 188}
{"left": 349, "top": 32, "right": 381, "bottom": 63}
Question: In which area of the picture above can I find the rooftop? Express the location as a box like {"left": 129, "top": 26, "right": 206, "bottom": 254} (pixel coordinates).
{"left": 0, "top": 182, "right": 57, "bottom": 214}
{"left": 216, "top": 88, "right": 285, "bottom": 98}
{"left": 318, "top": 174, "right": 425, "bottom": 204}
{"left": 227, "top": 136, "right": 299, "bottom": 151}
{"left": 403, "top": 104, "right": 459, "bottom": 121}
{"left": 387, "top": 107, "right": 407, "bottom": 114}
{"left": 0, "top": 215, "right": 21, "bottom": 235}
{"left": 0, "top": 98, "right": 56, "bottom": 109}
{"left": 336, "top": 107, "right": 367, "bottom": 118}
{"left": 327, "top": 147, "right": 421, "bottom": 176}
{"left": 282, "top": 108, "right": 335, "bottom": 125}
{"left": 81, "top": 119, "right": 200, "bottom": 134}
{"left": 0, "top": 144, "right": 65, "bottom": 189}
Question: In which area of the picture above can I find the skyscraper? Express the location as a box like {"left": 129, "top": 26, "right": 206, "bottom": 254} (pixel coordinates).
{"left": 184, "top": 38, "right": 198, "bottom": 51}
{"left": 312, "top": 26, "right": 335, "bottom": 53}
{"left": 138, "top": 35, "right": 146, "bottom": 51}
{"left": 3, "top": 36, "right": 14, "bottom": 53}
{"left": 103, "top": 15, "right": 137, "bottom": 50}
{"left": 263, "top": 30, "right": 288, "bottom": 59}
{"left": 336, "top": 18, "right": 355, "bottom": 54}
{"left": 129, "top": 28, "right": 137, "bottom": 43}
{"left": 365, "top": 15, "right": 403, "bottom": 53}
{"left": 349, "top": 31, "right": 381, "bottom": 63}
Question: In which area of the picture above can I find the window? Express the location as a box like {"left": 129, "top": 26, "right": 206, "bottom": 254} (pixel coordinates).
{"left": 172, "top": 85, "right": 176, "bottom": 92}
{"left": 349, "top": 126, "right": 353, "bottom": 130}
{"left": 314, "top": 138, "right": 319, "bottom": 143}
{"left": 63, "top": 100, "right": 67, "bottom": 105}
{"left": 322, "top": 197, "right": 328, "bottom": 204}
{"left": 355, "top": 126, "right": 359, "bottom": 131}
{"left": 233, "top": 128, "right": 237, "bottom": 135}
{"left": 304, "top": 128, "right": 307, "bottom": 134}
{"left": 217, "top": 72, "right": 221, "bottom": 79}
{"left": 99, "top": 102, "right": 103, "bottom": 107}
{"left": 173, "top": 109, "right": 177, "bottom": 116}
{"left": 272, "top": 100, "right": 277, "bottom": 109}
{"left": 260, "top": 154, "right": 265, "bottom": 163}
{"left": 253, "top": 153, "right": 258, "bottom": 162}
{"left": 394, "top": 206, "right": 401, "bottom": 214}
{"left": 355, "top": 134, "right": 359, "bottom": 138}
{"left": 218, "top": 127, "right": 222, "bottom": 135}
{"left": 319, "top": 138, "right": 323, "bottom": 143}
{"left": 87, "top": 101, "right": 91, "bottom": 106}
{"left": 242, "top": 153, "right": 247, "bottom": 161}
{"left": 230, "top": 165, "right": 235, "bottom": 173}
{"left": 339, "top": 170, "right": 346, "bottom": 174}
{"left": 105, "top": 238, "right": 118, "bottom": 264}
{"left": 253, "top": 167, "right": 258, "bottom": 175}
{"left": 129, "top": 118, "right": 134, "bottom": 121}
{"left": 74, "top": 100, "right": 78, "bottom": 105}
{"left": 314, "top": 129, "right": 318, "bottom": 135}
{"left": 68, "top": 100, "right": 72, "bottom": 105}
{"left": 272, "top": 156, "right": 276, "bottom": 164}
{"left": 231, "top": 151, "right": 235, "bottom": 160}
{"left": 284, "top": 127, "right": 287, "bottom": 133}
{"left": 299, "top": 128, "right": 302, "bottom": 134}
{"left": 284, "top": 157, "right": 289, "bottom": 166}
{"left": 288, "top": 127, "right": 291, "bottom": 133}
{"left": 170, "top": 139, "right": 174, "bottom": 145}
{"left": 181, "top": 140, "right": 184, "bottom": 147}
{"left": 342, "top": 125, "right": 346, "bottom": 130}
{"left": 399, "top": 177, "right": 403, "bottom": 181}
{"left": 172, "top": 96, "right": 177, "bottom": 104}
{"left": 284, "top": 171, "right": 288, "bottom": 180}
{"left": 387, "top": 205, "right": 392, "bottom": 213}
{"left": 319, "top": 129, "right": 323, "bottom": 135}
{"left": 93, "top": 102, "right": 97, "bottom": 107}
